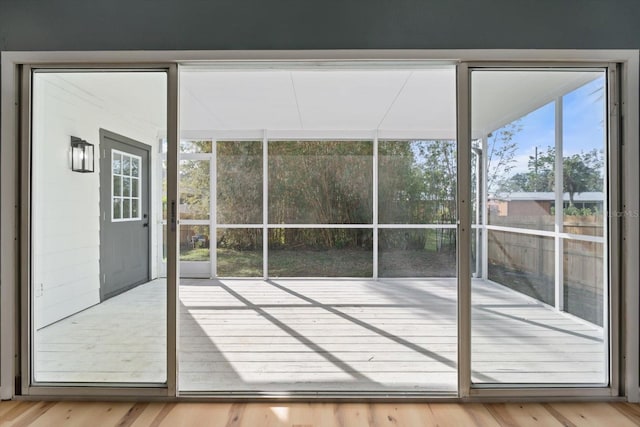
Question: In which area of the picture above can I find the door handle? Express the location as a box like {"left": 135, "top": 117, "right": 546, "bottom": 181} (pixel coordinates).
{"left": 170, "top": 200, "right": 177, "bottom": 232}
{"left": 143, "top": 223, "right": 149, "bottom": 227}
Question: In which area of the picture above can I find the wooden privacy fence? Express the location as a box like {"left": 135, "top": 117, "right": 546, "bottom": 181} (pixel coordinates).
{"left": 487, "top": 215, "right": 604, "bottom": 325}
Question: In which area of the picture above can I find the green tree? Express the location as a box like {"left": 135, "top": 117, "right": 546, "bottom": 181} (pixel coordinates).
{"left": 485, "top": 122, "right": 521, "bottom": 193}
{"left": 501, "top": 146, "right": 604, "bottom": 204}
{"left": 501, "top": 146, "right": 555, "bottom": 192}
{"left": 562, "top": 149, "right": 603, "bottom": 206}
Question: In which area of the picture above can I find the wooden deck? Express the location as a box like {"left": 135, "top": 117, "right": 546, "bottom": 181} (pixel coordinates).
{"left": 35, "top": 278, "right": 605, "bottom": 392}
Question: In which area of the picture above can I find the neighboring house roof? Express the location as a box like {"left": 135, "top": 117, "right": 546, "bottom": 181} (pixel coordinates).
{"left": 490, "top": 191, "right": 604, "bottom": 202}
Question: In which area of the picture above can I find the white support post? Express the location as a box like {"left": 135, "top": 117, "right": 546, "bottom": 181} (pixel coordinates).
{"left": 263, "top": 131, "right": 269, "bottom": 279}
{"left": 481, "top": 134, "right": 489, "bottom": 281}
{"left": 210, "top": 139, "right": 217, "bottom": 278}
{"left": 554, "top": 97, "right": 564, "bottom": 312}
{"left": 373, "top": 131, "right": 379, "bottom": 279}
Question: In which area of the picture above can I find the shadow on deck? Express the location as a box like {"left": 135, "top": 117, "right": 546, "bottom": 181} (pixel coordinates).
{"left": 35, "top": 278, "right": 606, "bottom": 391}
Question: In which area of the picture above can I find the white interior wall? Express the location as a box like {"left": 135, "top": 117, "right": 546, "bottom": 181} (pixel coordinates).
{"left": 32, "top": 73, "right": 165, "bottom": 329}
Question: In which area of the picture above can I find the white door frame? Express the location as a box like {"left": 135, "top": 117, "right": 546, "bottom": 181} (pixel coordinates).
{"left": 458, "top": 61, "right": 625, "bottom": 399}
{"left": 1, "top": 60, "right": 179, "bottom": 398}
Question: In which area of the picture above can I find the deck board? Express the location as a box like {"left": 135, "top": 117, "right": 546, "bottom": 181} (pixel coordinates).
{"left": 34, "top": 278, "right": 606, "bottom": 391}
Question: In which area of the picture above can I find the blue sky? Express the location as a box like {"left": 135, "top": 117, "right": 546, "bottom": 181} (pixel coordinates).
{"left": 504, "top": 75, "right": 606, "bottom": 175}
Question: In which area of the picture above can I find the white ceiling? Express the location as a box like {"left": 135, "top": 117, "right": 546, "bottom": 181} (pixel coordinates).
{"left": 179, "top": 68, "right": 458, "bottom": 138}
{"left": 181, "top": 67, "right": 600, "bottom": 139}
{"left": 42, "top": 72, "right": 168, "bottom": 130}
{"left": 471, "top": 70, "right": 601, "bottom": 135}
{"left": 50, "top": 67, "right": 602, "bottom": 140}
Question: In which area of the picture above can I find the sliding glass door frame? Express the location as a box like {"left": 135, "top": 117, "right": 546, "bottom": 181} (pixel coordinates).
{"left": 17, "top": 63, "right": 179, "bottom": 398}
{"left": 2, "top": 50, "right": 636, "bottom": 401}
{"left": 458, "top": 61, "right": 621, "bottom": 399}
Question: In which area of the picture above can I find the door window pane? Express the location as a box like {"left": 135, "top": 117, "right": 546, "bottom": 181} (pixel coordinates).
{"left": 113, "top": 176, "right": 121, "bottom": 196}
{"left": 471, "top": 69, "right": 607, "bottom": 386}
{"left": 132, "top": 177, "right": 139, "bottom": 197}
{"left": 31, "top": 70, "right": 166, "bottom": 384}
{"left": 113, "top": 198, "right": 122, "bottom": 219}
{"left": 178, "top": 66, "right": 459, "bottom": 393}
{"left": 123, "top": 177, "right": 131, "bottom": 197}
{"left": 112, "top": 150, "right": 142, "bottom": 221}
{"left": 123, "top": 155, "right": 131, "bottom": 175}
{"left": 132, "top": 199, "right": 139, "bottom": 218}
{"left": 131, "top": 157, "right": 139, "bottom": 177}
{"left": 113, "top": 152, "right": 122, "bottom": 174}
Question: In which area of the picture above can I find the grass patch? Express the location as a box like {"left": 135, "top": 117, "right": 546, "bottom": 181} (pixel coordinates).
{"left": 217, "top": 248, "right": 262, "bottom": 277}
{"left": 269, "top": 249, "right": 372, "bottom": 277}
{"left": 180, "top": 248, "right": 210, "bottom": 262}
{"left": 379, "top": 249, "right": 455, "bottom": 277}
{"left": 183, "top": 247, "right": 456, "bottom": 278}
{"left": 214, "top": 248, "right": 373, "bottom": 277}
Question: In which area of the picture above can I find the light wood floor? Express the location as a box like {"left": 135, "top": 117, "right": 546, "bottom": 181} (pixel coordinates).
{"left": 35, "top": 278, "right": 605, "bottom": 392}
{"left": 1, "top": 400, "right": 640, "bottom": 426}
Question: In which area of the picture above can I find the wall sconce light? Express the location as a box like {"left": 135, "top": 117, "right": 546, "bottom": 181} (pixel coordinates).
{"left": 71, "top": 136, "right": 95, "bottom": 173}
